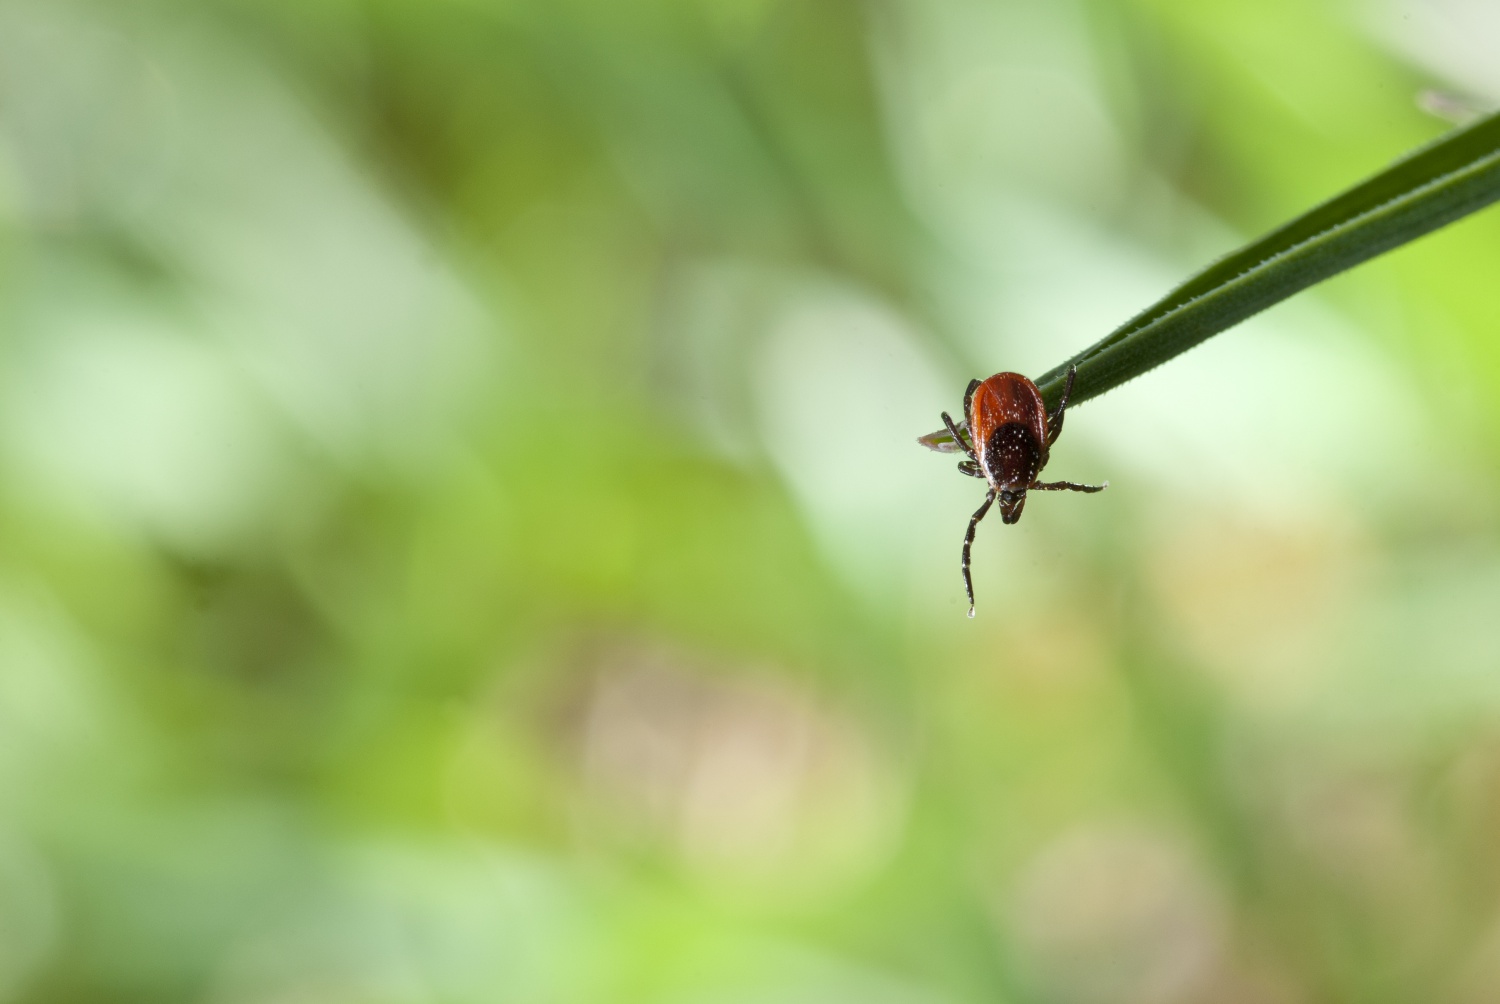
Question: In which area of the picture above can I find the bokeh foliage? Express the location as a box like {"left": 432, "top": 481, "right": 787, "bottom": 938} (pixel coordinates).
{"left": 3, "top": 1, "right": 1500, "bottom": 1002}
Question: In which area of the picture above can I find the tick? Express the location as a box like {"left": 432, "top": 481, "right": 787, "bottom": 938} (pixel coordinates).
{"left": 932, "top": 365, "right": 1107, "bottom": 617}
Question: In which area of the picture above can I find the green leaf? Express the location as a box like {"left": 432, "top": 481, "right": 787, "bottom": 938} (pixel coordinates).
{"left": 919, "top": 111, "right": 1500, "bottom": 449}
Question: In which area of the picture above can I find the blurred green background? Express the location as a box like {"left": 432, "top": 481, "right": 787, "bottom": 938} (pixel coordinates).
{"left": 3, "top": 0, "right": 1500, "bottom": 1001}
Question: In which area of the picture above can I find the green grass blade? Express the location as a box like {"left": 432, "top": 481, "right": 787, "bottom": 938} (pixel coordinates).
{"left": 1027, "top": 111, "right": 1500, "bottom": 409}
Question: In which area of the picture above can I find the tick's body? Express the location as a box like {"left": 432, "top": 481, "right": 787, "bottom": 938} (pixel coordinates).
{"left": 968, "top": 373, "right": 1051, "bottom": 508}
{"left": 936, "top": 366, "right": 1106, "bottom": 616}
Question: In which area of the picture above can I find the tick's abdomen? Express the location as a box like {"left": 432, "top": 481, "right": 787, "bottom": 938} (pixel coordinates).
{"left": 981, "top": 422, "right": 1043, "bottom": 487}
{"left": 969, "top": 372, "right": 1050, "bottom": 488}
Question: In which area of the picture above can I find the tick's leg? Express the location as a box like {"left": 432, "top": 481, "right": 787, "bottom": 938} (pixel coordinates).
{"left": 962, "top": 379, "right": 981, "bottom": 421}
{"left": 1046, "top": 365, "right": 1078, "bottom": 446}
{"left": 1030, "top": 479, "right": 1108, "bottom": 493}
{"left": 942, "top": 411, "right": 977, "bottom": 462}
{"left": 957, "top": 460, "right": 984, "bottom": 479}
{"left": 961, "top": 489, "right": 996, "bottom": 619}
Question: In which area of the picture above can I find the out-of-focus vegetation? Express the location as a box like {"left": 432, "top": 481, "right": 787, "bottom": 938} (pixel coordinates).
{"left": 3, "top": 1, "right": 1500, "bottom": 1002}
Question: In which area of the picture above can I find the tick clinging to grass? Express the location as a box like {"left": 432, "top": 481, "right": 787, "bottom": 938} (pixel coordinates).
{"left": 920, "top": 365, "right": 1107, "bottom": 617}
{"left": 910, "top": 111, "right": 1500, "bottom": 614}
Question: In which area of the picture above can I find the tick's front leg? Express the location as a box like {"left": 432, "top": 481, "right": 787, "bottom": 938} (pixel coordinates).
{"left": 961, "top": 489, "right": 996, "bottom": 618}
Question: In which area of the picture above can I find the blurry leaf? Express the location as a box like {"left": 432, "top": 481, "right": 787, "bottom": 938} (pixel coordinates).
{"left": 1417, "top": 89, "right": 1494, "bottom": 126}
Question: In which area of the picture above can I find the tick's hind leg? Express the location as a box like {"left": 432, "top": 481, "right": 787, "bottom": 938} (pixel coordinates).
{"left": 1030, "top": 479, "right": 1108, "bottom": 493}
{"left": 1046, "top": 365, "right": 1078, "bottom": 446}
{"left": 961, "top": 489, "right": 996, "bottom": 618}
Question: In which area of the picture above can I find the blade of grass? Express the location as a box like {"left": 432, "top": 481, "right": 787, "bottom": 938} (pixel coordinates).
{"left": 920, "top": 110, "right": 1500, "bottom": 448}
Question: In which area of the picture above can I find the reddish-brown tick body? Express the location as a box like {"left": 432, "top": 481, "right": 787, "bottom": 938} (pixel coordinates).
{"left": 935, "top": 365, "right": 1106, "bottom": 616}
{"left": 968, "top": 373, "right": 1051, "bottom": 524}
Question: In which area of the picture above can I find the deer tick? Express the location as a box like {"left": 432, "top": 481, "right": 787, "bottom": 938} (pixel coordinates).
{"left": 932, "top": 365, "right": 1107, "bottom": 617}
